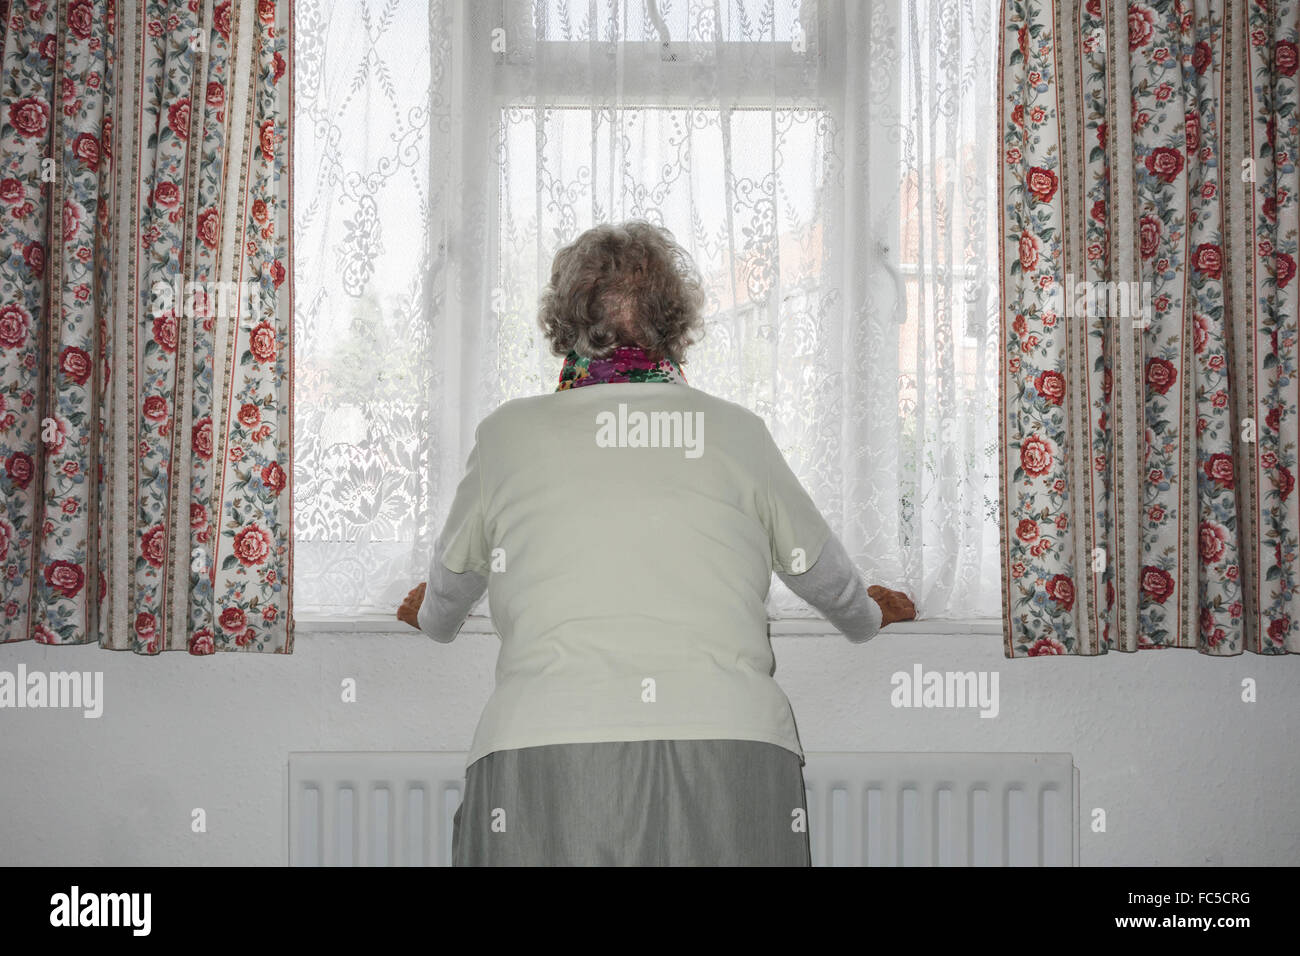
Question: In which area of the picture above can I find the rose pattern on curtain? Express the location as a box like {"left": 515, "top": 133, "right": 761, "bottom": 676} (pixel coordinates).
{"left": 999, "top": 0, "right": 1298, "bottom": 656}
{"left": 0, "top": 0, "right": 294, "bottom": 653}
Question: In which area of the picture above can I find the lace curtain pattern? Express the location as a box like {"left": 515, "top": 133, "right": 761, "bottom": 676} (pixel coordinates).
{"left": 999, "top": 0, "right": 1298, "bottom": 656}
{"left": 293, "top": 0, "right": 1001, "bottom": 621}
{"left": 0, "top": 0, "right": 294, "bottom": 653}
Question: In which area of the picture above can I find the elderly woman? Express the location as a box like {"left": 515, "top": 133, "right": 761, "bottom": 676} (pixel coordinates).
{"left": 397, "top": 220, "right": 915, "bottom": 866}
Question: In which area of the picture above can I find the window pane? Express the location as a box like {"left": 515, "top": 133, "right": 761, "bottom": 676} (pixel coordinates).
{"left": 496, "top": 104, "right": 833, "bottom": 411}
{"left": 292, "top": 0, "right": 435, "bottom": 613}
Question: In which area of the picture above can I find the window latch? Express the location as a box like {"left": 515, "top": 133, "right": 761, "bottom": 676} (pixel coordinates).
{"left": 877, "top": 239, "right": 908, "bottom": 325}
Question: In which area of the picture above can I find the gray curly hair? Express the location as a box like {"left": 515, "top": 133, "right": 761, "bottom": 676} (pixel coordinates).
{"left": 537, "top": 220, "right": 707, "bottom": 365}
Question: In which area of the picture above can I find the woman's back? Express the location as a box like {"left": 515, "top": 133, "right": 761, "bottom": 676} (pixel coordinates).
{"left": 401, "top": 220, "right": 905, "bottom": 864}
{"left": 441, "top": 381, "right": 832, "bottom": 767}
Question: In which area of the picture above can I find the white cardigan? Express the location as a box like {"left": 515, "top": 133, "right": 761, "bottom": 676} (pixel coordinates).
{"left": 417, "top": 383, "right": 882, "bottom": 767}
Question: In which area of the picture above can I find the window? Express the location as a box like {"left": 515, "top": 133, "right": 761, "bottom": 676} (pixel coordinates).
{"left": 293, "top": 0, "right": 1001, "bottom": 622}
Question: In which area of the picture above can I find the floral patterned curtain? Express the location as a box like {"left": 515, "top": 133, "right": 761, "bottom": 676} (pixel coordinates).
{"left": 0, "top": 0, "right": 294, "bottom": 654}
{"left": 999, "top": 0, "right": 1298, "bottom": 657}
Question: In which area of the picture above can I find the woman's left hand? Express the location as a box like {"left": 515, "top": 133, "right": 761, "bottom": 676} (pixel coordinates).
{"left": 397, "top": 583, "right": 426, "bottom": 630}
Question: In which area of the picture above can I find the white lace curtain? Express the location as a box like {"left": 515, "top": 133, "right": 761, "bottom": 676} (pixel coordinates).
{"left": 292, "top": 0, "right": 1001, "bottom": 621}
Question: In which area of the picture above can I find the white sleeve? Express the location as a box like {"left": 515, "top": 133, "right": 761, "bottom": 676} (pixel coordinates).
{"left": 436, "top": 433, "right": 492, "bottom": 574}
{"left": 417, "top": 529, "right": 489, "bottom": 643}
{"left": 417, "top": 431, "right": 491, "bottom": 642}
{"left": 754, "top": 415, "right": 833, "bottom": 574}
{"left": 776, "top": 531, "right": 882, "bottom": 643}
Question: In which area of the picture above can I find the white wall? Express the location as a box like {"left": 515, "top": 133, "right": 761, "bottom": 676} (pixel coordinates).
{"left": 1, "top": 627, "right": 1296, "bottom": 865}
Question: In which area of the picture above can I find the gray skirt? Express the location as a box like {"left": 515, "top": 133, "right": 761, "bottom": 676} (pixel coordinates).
{"left": 452, "top": 738, "right": 811, "bottom": 866}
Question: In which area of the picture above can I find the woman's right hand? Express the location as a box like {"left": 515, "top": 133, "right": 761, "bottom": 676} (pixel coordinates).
{"left": 868, "top": 585, "right": 915, "bottom": 627}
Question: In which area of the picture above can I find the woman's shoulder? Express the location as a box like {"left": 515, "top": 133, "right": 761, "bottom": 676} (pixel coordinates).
{"left": 477, "top": 386, "right": 768, "bottom": 456}
{"left": 487, "top": 385, "right": 762, "bottom": 420}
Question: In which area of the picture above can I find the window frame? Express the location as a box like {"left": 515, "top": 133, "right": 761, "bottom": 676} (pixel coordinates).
{"left": 290, "top": 1, "right": 1002, "bottom": 628}
{"left": 463, "top": 0, "right": 853, "bottom": 338}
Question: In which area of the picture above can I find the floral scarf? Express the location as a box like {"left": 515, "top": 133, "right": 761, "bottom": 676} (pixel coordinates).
{"left": 556, "top": 346, "right": 688, "bottom": 390}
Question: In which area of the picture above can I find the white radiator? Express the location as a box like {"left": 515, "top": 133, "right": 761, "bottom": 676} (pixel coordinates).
{"left": 288, "top": 752, "right": 466, "bottom": 866}
{"left": 288, "top": 750, "right": 1078, "bottom": 866}
{"left": 802, "top": 752, "right": 1078, "bottom": 866}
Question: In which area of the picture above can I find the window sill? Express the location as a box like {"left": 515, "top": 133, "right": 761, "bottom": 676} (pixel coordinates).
{"left": 291, "top": 613, "right": 1002, "bottom": 637}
